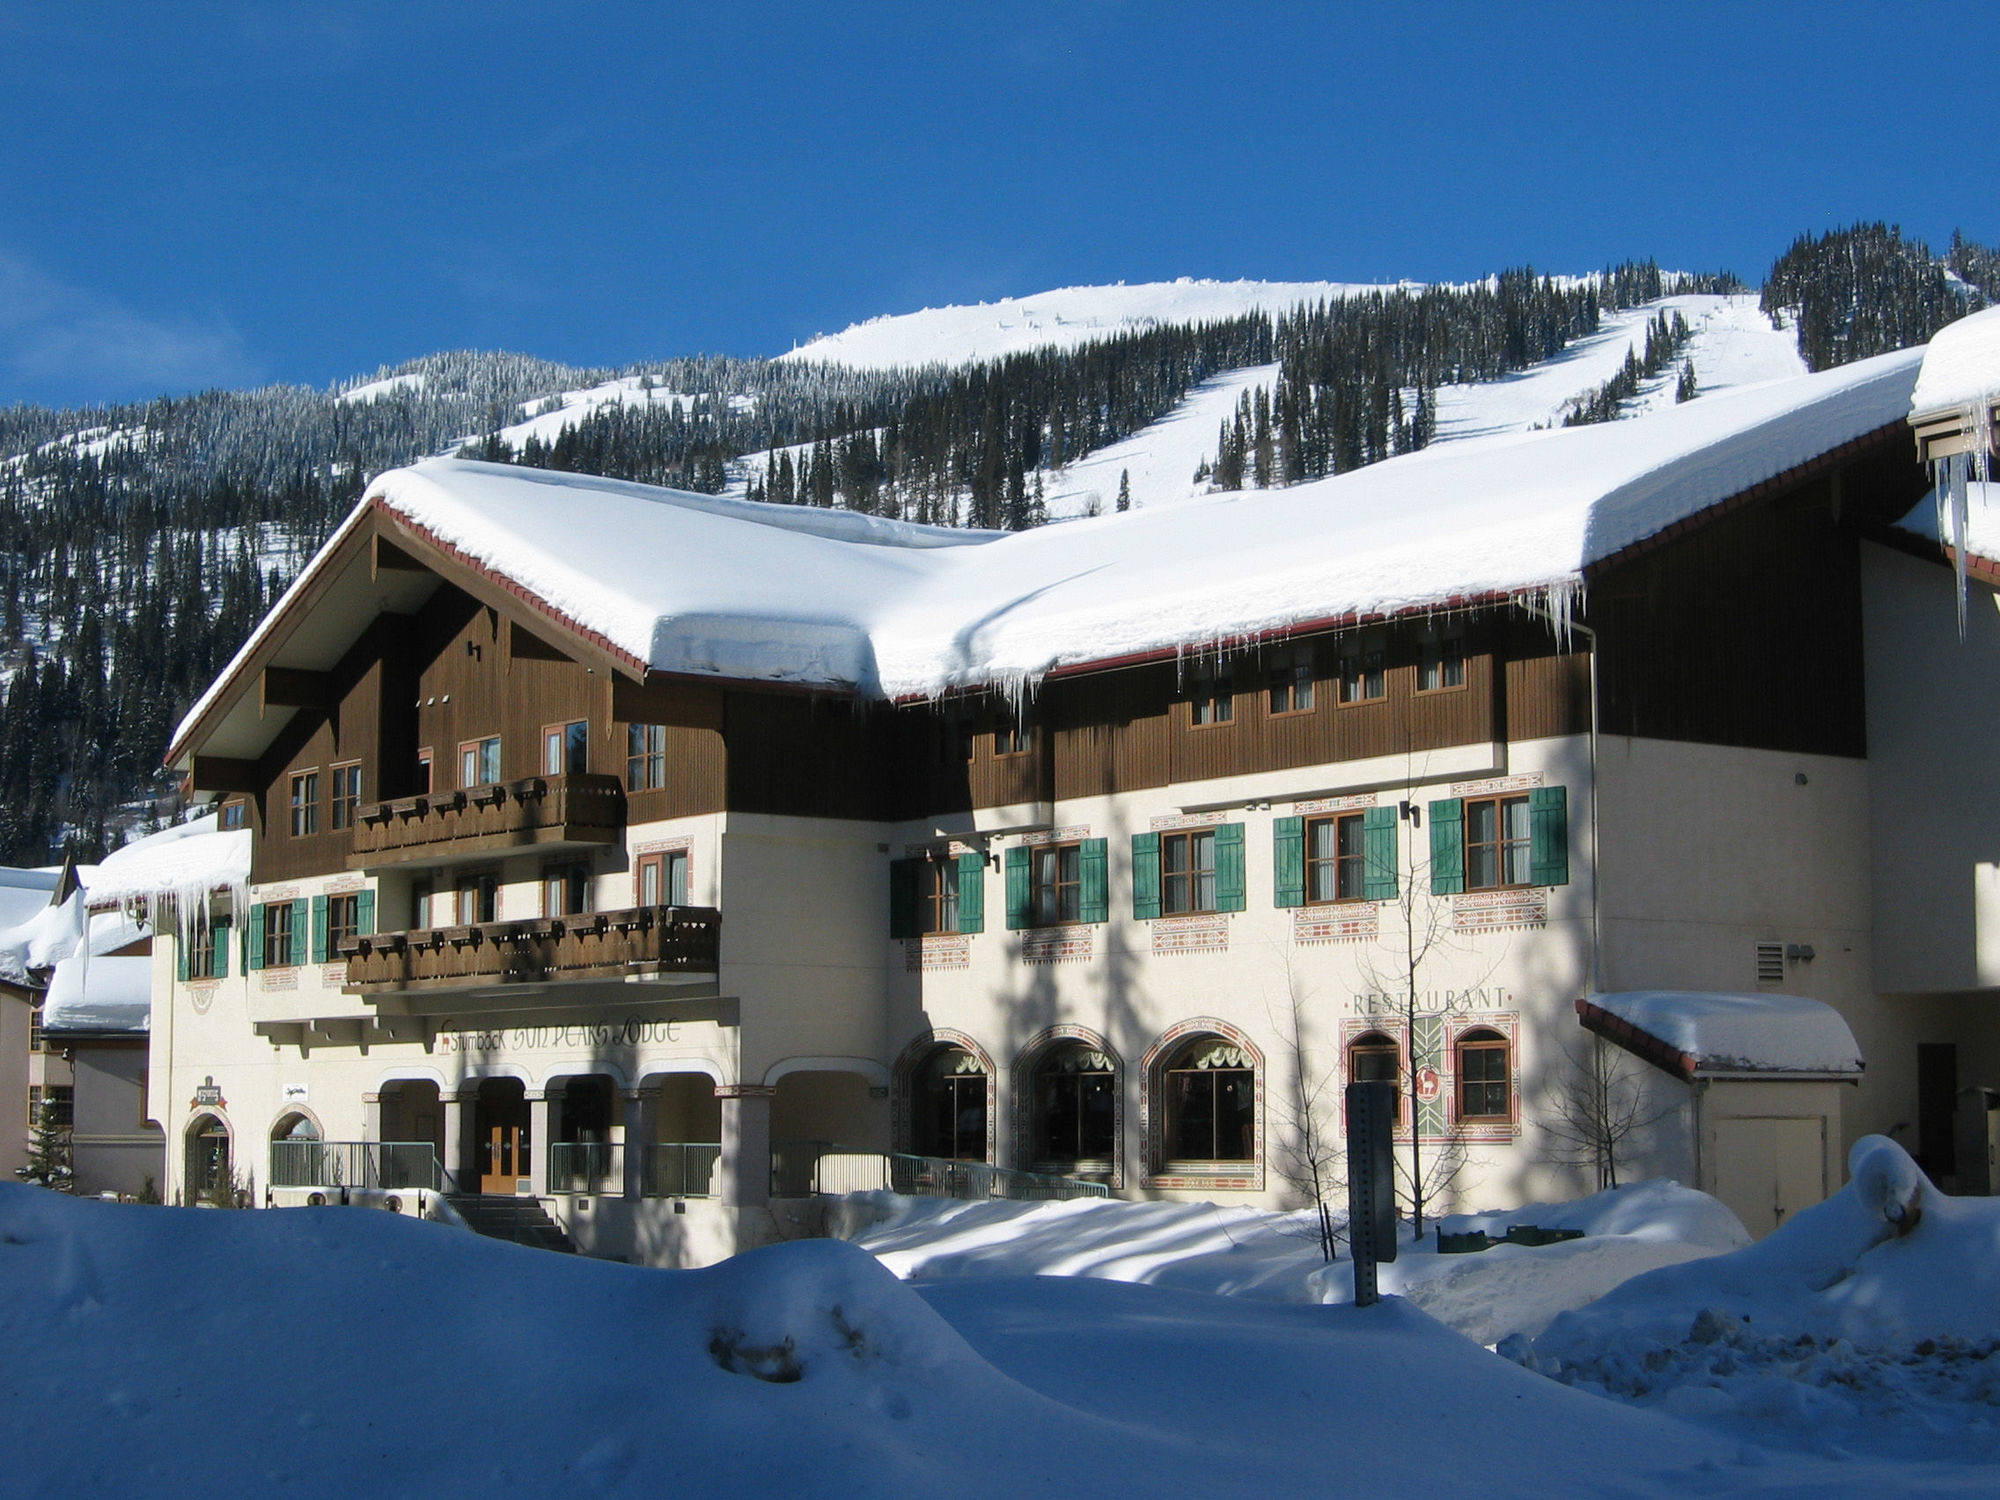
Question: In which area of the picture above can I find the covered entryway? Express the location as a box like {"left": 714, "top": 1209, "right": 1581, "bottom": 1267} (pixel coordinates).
{"left": 549, "top": 1074, "right": 617, "bottom": 1194}
{"left": 184, "top": 1113, "right": 231, "bottom": 1205}
{"left": 474, "top": 1077, "right": 530, "bottom": 1194}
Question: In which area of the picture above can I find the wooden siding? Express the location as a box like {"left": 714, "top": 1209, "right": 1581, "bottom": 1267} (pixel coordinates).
{"left": 614, "top": 677, "right": 727, "bottom": 822}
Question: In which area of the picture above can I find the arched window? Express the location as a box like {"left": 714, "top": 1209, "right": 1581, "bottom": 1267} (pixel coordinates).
{"left": 274, "top": 1112, "right": 320, "bottom": 1141}
{"left": 1347, "top": 1030, "right": 1402, "bottom": 1105}
{"left": 185, "top": 1114, "right": 231, "bottom": 1202}
{"left": 1163, "top": 1037, "right": 1255, "bottom": 1163}
{"left": 1456, "top": 1028, "right": 1511, "bottom": 1122}
{"left": 1028, "top": 1043, "right": 1116, "bottom": 1170}
{"left": 915, "top": 1047, "right": 988, "bottom": 1162}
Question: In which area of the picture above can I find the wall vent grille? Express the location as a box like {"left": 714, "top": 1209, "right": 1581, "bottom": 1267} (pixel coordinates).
{"left": 1754, "top": 941, "right": 1786, "bottom": 985}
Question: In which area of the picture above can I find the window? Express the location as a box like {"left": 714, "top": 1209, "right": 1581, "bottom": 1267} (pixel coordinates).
{"left": 1163, "top": 1037, "right": 1255, "bottom": 1163}
{"left": 915, "top": 1047, "right": 987, "bottom": 1162}
{"left": 415, "top": 748, "right": 433, "bottom": 794}
{"left": 460, "top": 737, "right": 501, "bottom": 788}
{"left": 626, "top": 723, "right": 666, "bottom": 790}
{"left": 326, "top": 893, "right": 362, "bottom": 953}
{"left": 992, "top": 721, "right": 1030, "bottom": 756}
{"left": 1032, "top": 843, "right": 1082, "bottom": 926}
{"left": 543, "top": 863, "right": 591, "bottom": 917}
{"left": 1187, "top": 666, "right": 1233, "bottom": 725}
{"left": 918, "top": 854, "right": 960, "bottom": 933}
{"left": 410, "top": 879, "right": 433, "bottom": 930}
{"left": 933, "top": 710, "right": 974, "bottom": 765}
{"left": 1456, "top": 1028, "right": 1511, "bottom": 1121}
{"left": 1160, "top": 829, "right": 1217, "bottom": 914}
{"left": 1338, "top": 644, "right": 1385, "bottom": 704}
{"left": 26, "top": 1084, "right": 73, "bottom": 1130}
{"left": 27, "top": 1005, "right": 44, "bottom": 1054}
{"left": 544, "top": 720, "right": 588, "bottom": 777}
{"left": 1307, "top": 815, "right": 1367, "bottom": 903}
{"left": 1419, "top": 635, "right": 1466, "bottom": 692}
{"left": 218, "top": 800, "right": 246, "bottom": 830}
{"left": 637, "top": 850, "right": 690, "bottom": 908}
{"left": 1347, "top": 1030, "right": 1402, "bottom": 1111}
{"left": 456, "top": 872, "right": 498, "bottom": 925}
{"left": 1029, "top": 1044, "right": 1116, "bottom": 1168}
{"left": 1267, "top": 646, "right": 1315, "bottom": 714}
{"left": 264, "top": 901, "right": 297, "bottom": 968}
{"left": 289, "top": 770, "right": 320, "bottom": 836}
{"left": 329, "top": 763, "right": 362, "bottom": 830}
{"left": 185, "top": 919, "right": 230, "bottom": 980}
{"left": 890, "top": 851, "right": 984, "bottom": 938}
{"left": 1465, "top": 794, "right": 1531, "bottom": 890}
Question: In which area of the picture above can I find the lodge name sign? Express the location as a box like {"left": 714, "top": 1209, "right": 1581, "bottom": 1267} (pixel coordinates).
{"left": 1352, "top": 987, "right": 1515, "bottom": 1012}
{"left": 438, "top": 1017, "right": 683, "bottom": 1053}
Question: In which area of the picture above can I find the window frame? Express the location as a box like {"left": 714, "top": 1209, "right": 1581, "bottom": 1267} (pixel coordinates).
{"left": 187, "top": 922, "right": 223, "bottom": 980}
{"left": 218, "top": 800, "right": 247, "bottom": 831}
{"left": 1463, "top": 793, "right": 1532, "bottom": 891}
{"left": 326, "top": 892, "right": 362, "bottom": 955}
{"left": 1161, "top": 1038, "right": 1257, "bottom": 1165}
{"left": 914, "top": 852, "right": 961, "bottom": 934}
{"left": 636, "top": 849, "right": 690, "bottom": 908}
{"left": 289, "top": 769, "right": 320, "bottom": 837}
{"left": 626, "top": 722, "right": 667, "bottom": 791}
{"left": 541, "top": 861, "right": 592, "bottom": 917}
{"left": 543, "top": 719, "right": 589, "bottom": 777}
{"left": 459, "top": 736, "right": 502, "bottom": 789}
{"left": 454, "top": 870, "right": 499, "bottom": 926}
{"left": 328, "top": 762, "right": 362, "bottom": 831}
{"left": 415, "top": 747, "right": 434, "bottom": 794}
{"left": 264, "top": 900, "right": 297, "bottom": 968}
{"left": 1186, "top": 666, "right": 1234, "bottom": 727}
{"left": 1028, "top": 1044, "right": 1118, "bottom": 1169}
{"left": 1159, "top": 828, "right": 1219, "bottom": 915}
{"left": 1030, "top": 842, "right": 1083, "bottom": 927}
{"left": 1337, "top": 643, "right": 1386, "bottom": 706}
{"left": 1305, "top": 813, "right": 1371, "bottom": 904}
{"left": 1266, "top": 644, "right": 1316, "bottom": 716}
{"left": 1417, "top": 634, "right": 1467, "bottom": 694}
{"left": 1455, "top": 1027, "right": 1512, "bottom": 1123}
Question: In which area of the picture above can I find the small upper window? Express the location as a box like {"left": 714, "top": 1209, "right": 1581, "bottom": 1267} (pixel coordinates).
{"left": 1267, "top": 646, "right": 1314, "bottom": 715}
{"left": 329, "top": 764, "right": 362, "bottom": 830}
{"left": 1306, "top": 814, "right": 1367, "bottom": 903}
{"left": 1187, "top": 666, "right": 1233, "bottom": 726}
{"left": 415, "top": 748, "right": 434, "bottom": 794}
{"left": 918, "top": 853, "right": 960, "bottom": 933}
{"left": 327, "top": 893, "right": 362, "bottom": 954}
{"left": 627, "top": 723, "right": 667, "bottom": 790}
{"left": 1419, "top": 635, "right": 1466, "bottom": 692}
{"left": 1464, "top": 795, "right": 1531, "bottom": 890}
{"left": 545, "top": 720, "right": 589, "bottom": 777}
{"left": 289, "top": 771, "right": 320, "bottom": 837}
{"left": 1338, "top": 643, "right": 1385, "bottom": 705}
{"left": 455, "top": 872, "right": 498, "bottom": 926}
{"left": 1031, "top": 843, "right": 1082, "bottom": 926}
{"left": 218, "top": 801, "right": 246, "bottom": 830}
{"left": 1160, "top": 829, "right": 1218, "bottom": 915}
{"left": 637, "top": 850, "right": 689, "bottom": 908}
{"left": 264, "top": 900, "right": 298, "bottom": 967}
{"left": 543, "top": 863, "right": 591, "bottom": 917}
{"left": 460, "top": 737, "right": 501, "bottom": 788}
{"left": 1456, "top": 1028, "right": 1511, "bottom": 1121}
{"left": 993, "top": 721, "right": 1031, "bottom": 757}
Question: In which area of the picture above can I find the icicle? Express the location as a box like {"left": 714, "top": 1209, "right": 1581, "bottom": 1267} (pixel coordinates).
{"left": 1952, "top": 448, "right": 1971, "bottom": 639}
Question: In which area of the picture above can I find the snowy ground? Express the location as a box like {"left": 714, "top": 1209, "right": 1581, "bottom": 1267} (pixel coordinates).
{"left": 6, "top": 1139, "right": 1997, "bottom": 1494}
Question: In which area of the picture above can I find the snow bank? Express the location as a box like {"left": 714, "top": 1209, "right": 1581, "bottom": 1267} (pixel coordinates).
{"left": 0, "top": 888, "right": 84, "bottom": 986}
{"left": 40, "top": 952, "right": 151, "bottom": 1034}
{"left": 1518, "top": 1137, "right": 2000, "bottom": 1461}
{"left": 1587, "top": 990, "right": 1863, "bottom": 1076}
{"left": 6, "top": 1182, "right": 1944, "bottom": 1499}
{"left": 847, "top": 1178, "right": 1745, "bottom": 1344}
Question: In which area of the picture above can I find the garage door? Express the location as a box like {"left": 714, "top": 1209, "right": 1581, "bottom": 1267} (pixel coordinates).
{"left": 1712, "top": 1116, "right": 1826, "bottom": 1237}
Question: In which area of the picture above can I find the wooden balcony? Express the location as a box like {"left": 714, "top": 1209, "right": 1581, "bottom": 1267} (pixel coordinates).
{"left": 346, "top": 773, "right": 625, "bottom": 870}
{"left": 341, "top": 904, "right": 719, "bottom": 997}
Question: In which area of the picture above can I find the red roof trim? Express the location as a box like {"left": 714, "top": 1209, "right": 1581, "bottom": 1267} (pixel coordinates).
{"left": 1576, "top": 996, "right": 1698, "bottom": 1084}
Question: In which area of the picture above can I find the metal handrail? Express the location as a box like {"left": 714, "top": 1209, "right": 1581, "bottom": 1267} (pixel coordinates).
{"left": 269, "top": 1140, "right": 441, "bottom": 1192}
{"left": 647, "top": 1141, "right": 722, "bottom": 1198}
{"left": 770, "top": 1140, "right": 1109, "bottom": 1201}
{"left": 548, "top": 1140, "right": 617, "bottom": 1194}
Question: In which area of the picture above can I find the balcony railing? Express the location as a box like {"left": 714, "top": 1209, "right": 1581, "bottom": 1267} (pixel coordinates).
{"left": 770, "top": 1140, "right": 1110, "bottom": 1201}
{"left": 342, "top": 904, "right": 719, "bottom": 995}
{"left": 347, "top": 773, "right": 626, "bottom": 868}
{"left": 270, "top": 1139, "right": 441, "bottom": 1192}
{"left": 648, "top": 1141, "right": 722, "bottom": 1199}
{"left": 548, "top": 1140, "right": 617, "bottom": 1194}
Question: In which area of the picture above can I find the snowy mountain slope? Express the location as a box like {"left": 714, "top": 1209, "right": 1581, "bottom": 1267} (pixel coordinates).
{"left": 778, "top": 277, "right": 1403, "bottom": 370}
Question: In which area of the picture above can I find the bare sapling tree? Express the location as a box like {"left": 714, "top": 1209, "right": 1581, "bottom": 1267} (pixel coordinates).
{"left": 1542, "top": 1031, "right": 1673, "bottom": 1191}
{"left": 1267, "top": 954, "right": 1344, "bottom": 1261}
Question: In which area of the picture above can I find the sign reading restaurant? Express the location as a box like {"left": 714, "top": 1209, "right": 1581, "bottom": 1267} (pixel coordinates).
{"left": 437, "top": 1017, "right": 685, "bottom": 1053}
{"left": 1352, "top": 988, "right": 1515, "bottom": 1013}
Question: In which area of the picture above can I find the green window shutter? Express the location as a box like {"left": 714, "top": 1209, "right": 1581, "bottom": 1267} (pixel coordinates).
{"left": 291, "top": 899, "right": 309, "bottom": 966}
{"left": 1130, "top": 831, "right": 1161, "bottom": 921}
{"left": 1429, "top": 799, "right": 1464, "bottom": 896}
{"left": 1214, "top": 823, "right": 1245, "bottom": 913}
{"left": 1273, "top": 816, "right": 1305, "bottom": 908}
{"left": 214, "top": 916, "right": 231, "bottom": 979}
{"left": 1079, "top": 839, "right": 1109, "bottom": 924}
{"left": 355, "top": 890, "right": 375, "bottom": 937}
{"left": 310, "top": 894, "right": 329, "bottom": 965}
{"left": 956, "top": 851, "right": 984, "bottom": 934}
{"left": 246, "top": 903, "right": 266, "bottom": 972}
{"left": 1005, "top": 847, "right": 1031, "bottom": 930}
{"left": 1362, "top": 806, "right": 1399, "bottom": 901}
{"left": 175, "top": 931, "right": 189, "bottom": 983}
{"left": 888, "top": 858, "right": 918, "bottom": 940}
{"left": 1530, "top": 785, "right": 1570, "bottom": 887}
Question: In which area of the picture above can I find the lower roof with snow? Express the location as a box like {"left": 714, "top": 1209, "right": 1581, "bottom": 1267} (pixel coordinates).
{"left": 173, "top": 343, "right": 1923, "bottom": 756}
{"left": 1579, "top": 992, "right": 1864, "bottom": 1081}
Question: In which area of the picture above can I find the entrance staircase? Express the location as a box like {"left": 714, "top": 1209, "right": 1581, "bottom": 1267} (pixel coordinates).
{"left": 446, "top": 1194, "right": 576, "bottom": 1253}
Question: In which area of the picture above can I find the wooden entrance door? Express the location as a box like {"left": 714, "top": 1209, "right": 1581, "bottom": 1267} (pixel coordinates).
{"left": 475, "top": 1087, "right": 530, "bottom": 1194}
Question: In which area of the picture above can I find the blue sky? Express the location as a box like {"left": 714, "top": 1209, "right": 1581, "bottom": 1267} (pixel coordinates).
{"left": 1, "top": 1, "right": 1995, "bottom": 409}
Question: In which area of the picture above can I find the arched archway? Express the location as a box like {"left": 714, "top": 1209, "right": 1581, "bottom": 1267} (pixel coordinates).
{"left": 1140, "top": 1019, "right": 1265, "bottom": 1189}
{"left": 892, "top": 1030, "right": 995, "bottom": 1163}
{"left": 184, "top": 1113, "right": 232, "bottom": 1204}
{"left": 1015, "top": 1027, "right": 1121, "bottom": 1186}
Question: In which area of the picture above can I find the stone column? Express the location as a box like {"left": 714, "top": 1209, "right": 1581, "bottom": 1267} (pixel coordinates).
{"left": 716, "top": 1083, "right": 775, "bottom": 1208}
{"left": 527, "top": 1091, "right": 550, "bottom": 1197}
{"left": 439, "top": 1091, "right": 466, "bottom": 1192}
{"left": 622, "top": 1087, "right": 659, "bottom": 1200}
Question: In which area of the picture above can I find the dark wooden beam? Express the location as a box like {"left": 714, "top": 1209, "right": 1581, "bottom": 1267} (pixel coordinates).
{"left": 510, "top": 620, "right": 574, "bottom": 664}
{"left": 261, "top": 667, "right": 337, "bottom": 714}
{"left": 372, "top": 535, "right": 429, "bottom": 578}
{"left": 190, "top": 755, "right": 260, "bottom": 794}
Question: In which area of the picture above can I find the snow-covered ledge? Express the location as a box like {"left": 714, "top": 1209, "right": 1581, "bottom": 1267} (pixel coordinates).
{"left": 1576, "top": 991, "right": 1863, "bottom": 1083}
{"left": 1910, "top": 304, "right": 2000, "bottom": 467}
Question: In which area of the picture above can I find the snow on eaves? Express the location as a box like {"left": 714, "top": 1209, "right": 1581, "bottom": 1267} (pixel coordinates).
{"left": 1588, "top": 990, "right": 1864, "bottom": 1077}
{"left": 40, "top": 953, "right": 151, "bottom": 1035}
{"left": 178, "top": 344, "right": 1923, "bottom": 730}
{"left": 1910, "top": 304, "right": 2000, "bottom": 416}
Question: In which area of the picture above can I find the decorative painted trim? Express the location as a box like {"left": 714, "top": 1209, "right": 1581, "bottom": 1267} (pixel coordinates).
{"left": 631, "top": 834, "right": 694, "bottom": 856}
{"left": 1291, "top": 792, "right": 1378, "bottom": 816}
{"left": 1449, "top": 771, "right": 1543, "bottom": 798}
{"left": 1010, "top": 1025, "right": 1125, "bottom": 1191}
{"left": 1292, "top": 905, "right": 1378, "bottom": 945}
{"left": 891, "top": 1028, "right": 998, "bottom": 1163}
{"left": 1138, "top": 1017, "right": 1265, "bottom": 1192}
{"left": 1017, "top": 825, "right": 1090, "bottom": 848}
{"left": 713, "top": 1083, "right": 776, "bottom": 1100}
{"left": 1151, "top": 914, "right": 1229, "bottom": 956}
{"left": 1019, "top": 925, "right": 1094, "bottom": 964}
{"left": 1148, "top": 809, "right": 1228, "bottom": 832}
{"left": 905, "top": 933, "right": 970, "bottom": 971}
{"left": 1451, "top": 888, "right": 1548, "bottom": 933}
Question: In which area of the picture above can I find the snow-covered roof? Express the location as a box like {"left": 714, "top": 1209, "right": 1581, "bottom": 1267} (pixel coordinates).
{"left": 0, "top": 866, "right": 59, "bottom": 940}
{"left": 39, "top": 952, "right": 151, "bottom": 1035}
{"left": 0, "top": 892, "right": 84, "bottom": 988}
{"left": 83, "top": 814, "right": 251, "bottom": 912}
{"left": 1580, "top": 991, "right": 1863, "bottom": 1080}
{"left": 1911, "top": 304, "right": 2000, "bottom": 417}
{"left": 174, "top": 343, "right": 1921, "bottom": 753}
